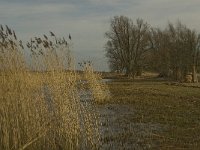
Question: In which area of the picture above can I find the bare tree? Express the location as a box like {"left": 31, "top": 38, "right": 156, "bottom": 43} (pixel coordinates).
{"left": 150, "top": 21, "right": 200, "bottom": 82}
{"left": 149, "top": 28, "right": 171, "bottom": 77}
{"left": 105, "top": 16, "right": 151, "bottom": 77}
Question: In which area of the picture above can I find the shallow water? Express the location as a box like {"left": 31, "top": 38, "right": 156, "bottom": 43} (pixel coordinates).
{"left": 97, "top": 104, "right": 167, "bottom": 149}
{"left": 43, "top": 83, "right": 166, "bottom": 149}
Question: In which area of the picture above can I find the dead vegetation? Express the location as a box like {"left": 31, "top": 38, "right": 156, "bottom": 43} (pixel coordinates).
{"left": 0, "top": 25, "right": 108, "bottom": 150}
{"left": 100, "top": 76, "right": 200, "bottom": 149}
{"left": 1, "top": 23, "right": 200, "bottom": 150}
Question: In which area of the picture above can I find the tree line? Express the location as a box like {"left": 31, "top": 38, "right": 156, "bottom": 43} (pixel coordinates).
{"left": 105, "top": 16, "right": 200, "bottom": 82}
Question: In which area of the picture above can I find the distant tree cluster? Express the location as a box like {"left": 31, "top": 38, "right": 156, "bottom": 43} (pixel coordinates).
{"left": 105, "top": 16, "right": 200, "bottom": 82}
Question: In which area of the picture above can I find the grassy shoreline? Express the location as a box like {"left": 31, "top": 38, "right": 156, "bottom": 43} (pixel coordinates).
{"left": 99, "top": 77, "right": 200, "bottom": 149}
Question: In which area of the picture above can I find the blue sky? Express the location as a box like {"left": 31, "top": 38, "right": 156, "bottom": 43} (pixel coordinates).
{"left": 1, "top": 0, "right": 200, "bottom": 71}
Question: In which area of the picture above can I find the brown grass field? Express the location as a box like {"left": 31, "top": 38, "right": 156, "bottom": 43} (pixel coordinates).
{"left": 98, "top": 74, "right": 200, "bottom": 149}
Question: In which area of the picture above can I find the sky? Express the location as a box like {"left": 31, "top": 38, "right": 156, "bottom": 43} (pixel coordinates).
{"left": 1, "top": 0, "right": 200, "bottom": 71}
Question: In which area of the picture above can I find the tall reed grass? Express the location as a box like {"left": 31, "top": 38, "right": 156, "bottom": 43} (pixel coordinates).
{"left": 0, "top": 25, "right": 107, "bottom": 149}
{"left": 82, "top": 64, "right": 110, "bottom": 104}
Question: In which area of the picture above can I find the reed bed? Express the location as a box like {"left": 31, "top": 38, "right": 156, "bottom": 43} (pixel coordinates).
{"left": 82, "top": 64, "right": 110, "bottom": 104}
{"left": 0, "top": 25, "right": 106, "bottom": 150}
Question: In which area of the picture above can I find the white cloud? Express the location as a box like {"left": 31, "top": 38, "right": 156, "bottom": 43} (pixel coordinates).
{"left": 88, "top": 0, "right": 123, "bottom": 5}
{"left": 0, "top": 3, "right": 75, "bottom": 17}
{"left": 1, "top": 0, "right": 200, "bottom": 71}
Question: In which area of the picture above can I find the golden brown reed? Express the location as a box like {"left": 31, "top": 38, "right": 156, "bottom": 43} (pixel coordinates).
{"left": 0, "top": 25, "right": 105, "bottom": 150}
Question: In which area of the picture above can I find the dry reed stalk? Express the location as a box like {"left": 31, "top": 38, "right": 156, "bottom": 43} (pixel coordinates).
{"left": 83, "top": 64, "right": 110, "bottom": 104}
{"left": 0, "top": 26, "right": 104, "bottom": 149}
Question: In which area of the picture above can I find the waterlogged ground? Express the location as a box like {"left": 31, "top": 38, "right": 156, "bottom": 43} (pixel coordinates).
{"left": 97, "top": 104, "right": 167, "bottom": 149}
{"left": 44, "top": 76, "right": 200, "bottom": 149}
{"left": 99, "top": 78, "right": 200, "bottom": 149}
{"left": 76, "top": 78, "right": 165, "bottom": 149}
{"left": 78, "top": 86, "right": 166, "bottom": 149}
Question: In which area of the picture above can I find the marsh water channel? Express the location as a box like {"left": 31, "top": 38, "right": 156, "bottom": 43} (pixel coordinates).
{"left": 43, "top": 79, "right": 166, "bottom": 149}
